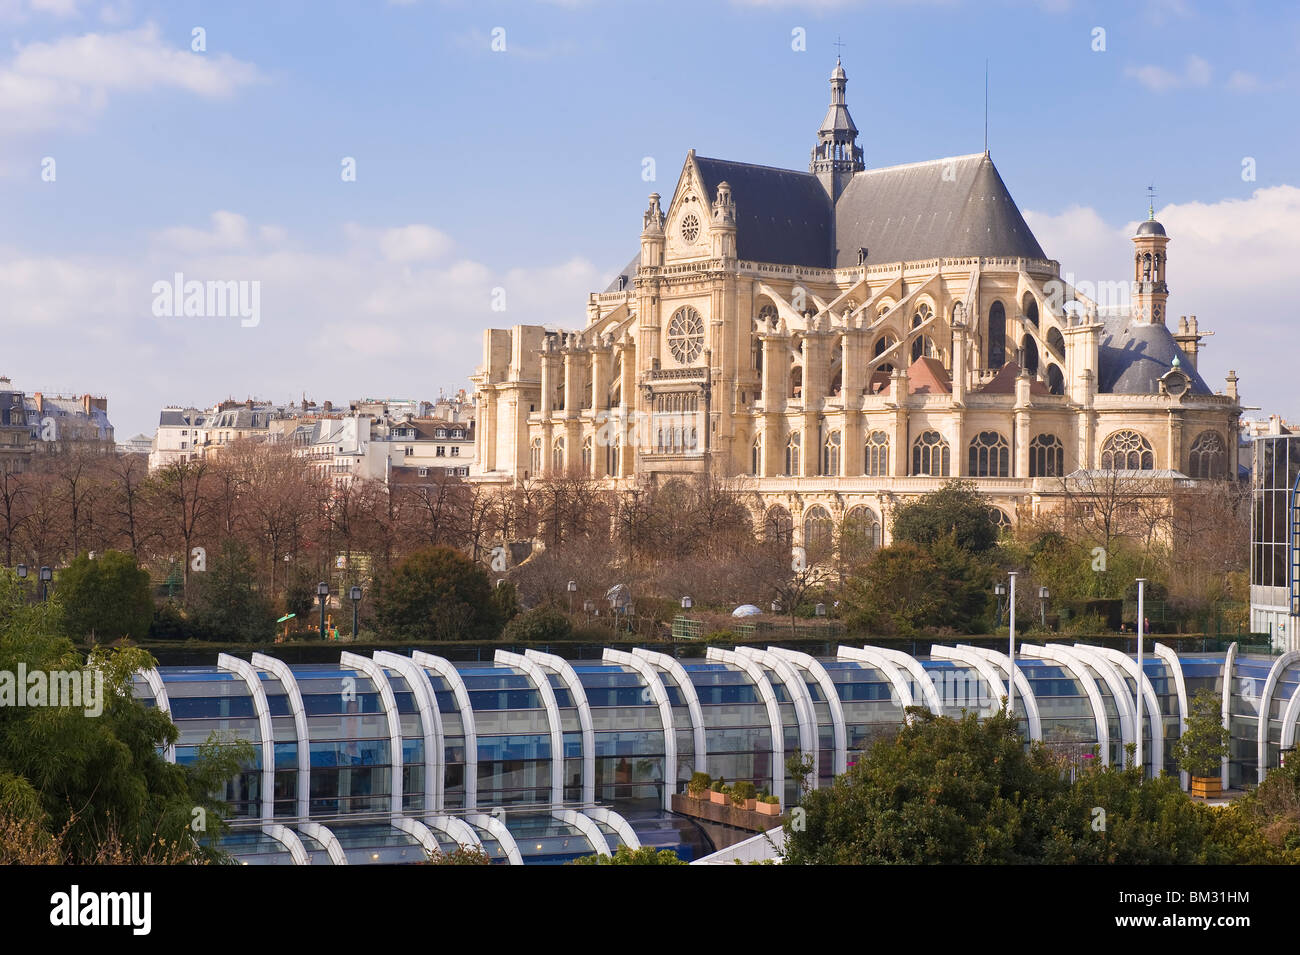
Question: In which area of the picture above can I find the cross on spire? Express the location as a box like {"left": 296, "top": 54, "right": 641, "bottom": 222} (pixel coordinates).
{"left": 833, "top": 35, "right": 846, "bottom": 61}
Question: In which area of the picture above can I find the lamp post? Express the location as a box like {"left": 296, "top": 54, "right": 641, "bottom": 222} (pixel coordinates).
{"left": 568, "top": 579, "right": 577, "bottom": 614}
{"left": 317, "top": 581, "right": 329, "bottom": 640}
{"left": 681, "top": 595, "right": 692, "bottom": 611}
{"left": 39, "top": 565, "right": 52, "bottom": 602}
{"left": 1135, "top": 577, "right": 1146, "bottom": 776}
{"left": 1007, "top": 572, "right": 1018, "bottom": 720}
{"left": 815, "top": 602, "right": 826, "bottom": 617}
{"left": 994, "top": 582, "right": 1007, "bottom": 627}
{"left": 350, "top": 585, "right": 362, "bottom": 639}
{"left": 1038, "top": 586, "right": 1050, "bottom": 630}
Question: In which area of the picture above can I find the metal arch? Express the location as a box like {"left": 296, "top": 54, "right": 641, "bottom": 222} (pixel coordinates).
{"left": 1221, "top": 642, "right": 1238, "bottom": 790}
{"left": 837, "top": 646, "right": 918, "bottom": 722}
{"left": 957, "top": 645, "right": 1043, "bottom": 742}
{"left": 526, "top": 649, "right": 595, "bottom": 805}
{"left": 736, "top": 647, "right": 818, "bottom": 783}
{"left": 554, "top": 808, "right": 611, "bottom": 857}
{"left": 412, "top": 651, "right": 478, "bottom": 809}
{"left": 585, "top": 806, "right": 641, "bottom": 851}
{"left": 216, "top": 653, "right": 276, "bottom": 821}
{"left": 707, "top": 647, "right": 785, "bottom": 801}
{"left": 769, "top": 647, "right": 847, "bottom": 776}
{"left": 495, "top": 650, "right": 565, "bottom": 805}
{"left": 876, "top": 646, "right": 944, "bottom": 715}
{"left": 632, "top": 647, "right": 707, "bottom": 771}
{"left": 1279, "top": 679, "right": 1300, "bottom": 752}
{"left": 1021, "top": 644, "right": 1111, "bottom": 767}
{"left": 251, "top": 653, "right": 310, "bottom": 819}
{"left": 926, "top": 646, "right": 1003, "bottom": 719}
{"left": 137, "top": 667, "right": 176, "bottom": 763}
{"left": 1255, "top": 650, "right": 1300, "bottom": 782}
{"left": 603, "top": 649, "right": 677, "bottom": 811}
{"left": 425, "top": 815, "right": 483, "bottom": 852}
{"left": 339, "top": 652, "right": 405, "bottom": 817}
{"left": 392, "top": 816, "right": 441, "bottom": 857}
{"left": 262, "top": 823, "right": 310, "bottom": 865}
{"left": 298, "top": 821, "right": 348, "bottom": 865}
{"left": 375, "top": 651, "right": 445, "bottom": 813}
{"left": 1067, "top": 643, "right": 1138, "bottom": 767}
{"left": 1153, "top": 643, "right": 1190, "bottom": 790}
{"left": 466, "top": 812, "right": 524, "bottom": 865}
{"left": 1091, "top": 646, "right": 1165, "bottom": 777}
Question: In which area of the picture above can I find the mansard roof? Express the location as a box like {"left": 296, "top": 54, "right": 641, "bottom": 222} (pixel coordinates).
{"left": 832, "top": 153, "right": 1046, "bottom": 267}
{"left": 1097, "top": 313, "right": 1213, "bottom": 395}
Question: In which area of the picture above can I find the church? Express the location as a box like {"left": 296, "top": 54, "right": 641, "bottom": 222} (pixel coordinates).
{"left": 470, "top": 61, "right": 1241, "bottom": 550}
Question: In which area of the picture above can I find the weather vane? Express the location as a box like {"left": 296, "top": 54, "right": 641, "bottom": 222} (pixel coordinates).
{"left": 1147, "top": 183, "right": 1157, "bottom": 218}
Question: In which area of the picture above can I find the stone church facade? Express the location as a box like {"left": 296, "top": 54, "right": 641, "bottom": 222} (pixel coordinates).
{"left": 470, "top": 62, "right": 1241, "bottom": 549}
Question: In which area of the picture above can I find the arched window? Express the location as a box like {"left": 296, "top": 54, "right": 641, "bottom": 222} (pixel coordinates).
{"left": 988, "top": 507, "right": 1012, "bottom": 535}
{"left": 1029, "top": 434, "right": 1065, "bottom": 478}
{"left": 1022, "top": 294, "right": 1039, "bottom": 328}
{"left": 1022, "top": 335, "right": 1039, "bottom": 376}
{"left": 530, "top": 437, "right": 542, "bottom": 476}
{"left": 864, "top": 430, "right": 889, "bottom": 476}
{"left": 1100, "top": 430, "right": 1154, "bottom": 470}
{"left": 988, "top": 302, "right": 1006, "bottom": 369}
{"left": 873, "top": 334, "right": 897, "bottom": 375}
{"left": 751, "top": 434, "right": 762, "bottom": 476}
{"left": 766, "top": 506, "right": 793, "bottom": 547}
{"left": 911, "top": 303, "right": 935, "bottom": 362}
{"left": 758, "top": 302, "right": 779, "bottom": 328}
{"left": 822, "top": 431, "right": 841, "bottom": 476}
{"left": 803, "top": 505, "right": 833, "bottom": 557}
{"left": 841, "top": 506, "right": 881, "bottom": 563}
{"left": 968, "top": 430, "right": 1010, "bottom": 477}
{"left": 785, "top": 432, "right": 801, "bottom": 476}
{"left": 1188, "top": 430, "right": 1226, "bottom": 479}
{"left": 552, "top": 437, "right": 565, "bottom": 473}
{"left": 581, "top": 435, "right": 593, "bottom": 475}
{"left": 912, "top": 430, "right": 950, "bottom": 476}
{"left": 1046, "top": 327, "right": 1065, "bottom": 357}
{"left": 790, "top": 365, "right": 803, "bottom": 399}
{"left": 1046, "top": 363, "right": 1064, "bottom": 395}
{"left": 607, "top": 437, "right": 620, "bottom": 477}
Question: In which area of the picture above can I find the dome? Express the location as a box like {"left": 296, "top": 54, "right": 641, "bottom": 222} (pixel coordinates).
{"left": 1136, "top": 218, "right": 1166, "bottom": 237}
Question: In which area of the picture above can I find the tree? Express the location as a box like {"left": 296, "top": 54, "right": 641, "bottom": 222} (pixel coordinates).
{"left": 56, "top": 550, "right": 154, "bottom": 642}
{"left": 1172, "top": 688, "right": 1230, "bottom": 779}
{"left": 568, "top": 845, "right": 686, "bottom": 865}
{"left": 842, "top": 539, "right": 992, "bottom": 636}
{"left": 373, "top": 547, "right": 502, "bottom": 641}
{"left": 500, "top": 606, "right": 572, "bottom": 643}
{"left": 190, "top": 539, "right": 276, "bottom": 642}
{"left": 890, "top": 480, "right": 999, "bottom": 554}
{"left": 153, "top": 459, "right": 212, "bottom": 603}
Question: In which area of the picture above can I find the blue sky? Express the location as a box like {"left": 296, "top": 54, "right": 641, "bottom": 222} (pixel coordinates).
{"left": 3, "top": 0, "right": 1298, "bottom": 436}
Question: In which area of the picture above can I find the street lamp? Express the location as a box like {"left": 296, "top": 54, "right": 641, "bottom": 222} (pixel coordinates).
{"left": 1038, "top": 586, "right": 1050, "bottom": 629}
{"left": 994, "top": 582, "right": 1007, "bottom": 627}
{"left": 681, "top": 595, "right": 693, "bottom": 611}
{"left": 568, "top": 579, "right": 577, "bottom": 613}
{"left": 350, "top": 585, "right": 362, "bottom": 639}
{"left": 317, "top": 581, "right": 329, "bottom": 640}
{"left": 814, "top": 602, "right": 826, "bottom": 617}
{"left": 770, "top": 600, "right": 781, "bottom": 613}
{"left": 1135, "top": 577, "right": 1146, "bottom": 777}
{"left": 1007, "top": 572, "right": 1018, "bottom": 720}
{"left": 15, "top": 564, "right": 26, "bottom": 580}
{"left": 39, "top": 565, "right": 52, "bottom": 602}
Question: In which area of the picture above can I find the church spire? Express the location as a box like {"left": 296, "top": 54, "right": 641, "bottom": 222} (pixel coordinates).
{"left": 810, "top": 58, "right": 864, "bottom": 202}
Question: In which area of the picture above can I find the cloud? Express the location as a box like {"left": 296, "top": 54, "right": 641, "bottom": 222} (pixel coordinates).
{"left": 0, "top": 214, "right": 604, "bottom": 436}
{"left": 1125, "top": 54, "right": 1211, "bottom": 92}
{"left": 1025, "top": 185, "right": 1300, "bottom": 417}
{"left": 0, "top": 23, "right": 261, "bottom": 133}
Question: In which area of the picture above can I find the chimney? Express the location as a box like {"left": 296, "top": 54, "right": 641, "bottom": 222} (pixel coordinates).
{"left": 323, "top": 400, "right": 333, "bottom": 413}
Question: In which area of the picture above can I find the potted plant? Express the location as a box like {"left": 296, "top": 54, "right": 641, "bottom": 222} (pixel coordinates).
{"left": 1173, "top": 687, "right": 1230, "bottom": 798}
{"left": 755, "top": 794, "right": 782, "bottom": 816}
{"left": 730, "top": 780, "right": 758, "bottom": 811}
{"left": 709, "top": 777, "right": 729, "bottom": 805}
{"left": 687, "top": 771, "right": 711, "bottom": 800}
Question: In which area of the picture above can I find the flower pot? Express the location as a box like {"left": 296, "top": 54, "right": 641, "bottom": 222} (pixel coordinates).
{"left": 755, "top": 801, "right": 781, "bottom": 816}
{"left": 1190, "top": 775, "right": 1221, "bottom": 799}
{"left": 709, "top": 790, "right": 728, "bottom": 805}
{"left": 743, "top": 798, "right": 758, "bottom": 811}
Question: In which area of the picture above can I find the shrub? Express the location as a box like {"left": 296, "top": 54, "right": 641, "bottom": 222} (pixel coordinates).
{"left": 730, "top": 780, "right": 758, "bottom": 806}
{"left": 687, "top": 772, "right": 711, "bottom": 797}
{"left": 500, "top": 606, "right": 573, "bottom": 643}
{"left": 57, "top": 550, "right": 154, "bottom": 643}
{"left": 373, "top": 547, "right": 501, "bottom": 641}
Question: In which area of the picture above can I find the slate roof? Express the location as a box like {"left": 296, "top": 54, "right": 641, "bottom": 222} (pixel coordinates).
{"left": 833, "top": 153, "right": 1046, "bottom": 267}
{"left": 1097, "top": 313, "right": 1212, "bottom": 395}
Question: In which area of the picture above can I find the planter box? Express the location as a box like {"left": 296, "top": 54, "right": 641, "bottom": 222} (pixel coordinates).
{"left": 755, "top": 801, "right": 781, "bottom": 816}
{"left": 709, "top": 790, "right": 729, "bottom": 805}
{"left": 1190, "top": 775, "right": 1221, "bottom": 799}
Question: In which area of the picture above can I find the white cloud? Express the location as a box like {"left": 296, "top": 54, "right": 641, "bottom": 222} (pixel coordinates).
{"left": 1125, "top": 54, "right": 1211, "bottom": 92}
{"left": 0, "top": 23, "right": 261, "bottom": 133}
{"left": 1025, "top": 186, "right": 1300, "bottom": 418}
{"left": 153, "top": 211, "right": 254, "bottom": 254}
{"left": 379, "top": 225, "right": 455, "bottom": 263}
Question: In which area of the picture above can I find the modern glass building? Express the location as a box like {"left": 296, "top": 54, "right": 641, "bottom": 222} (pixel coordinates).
{"left": 1251, "top": 432, "right": 1300, "bottom": 650}
{"left": 132, "top": 641, "right": 1300, "bottom": 864}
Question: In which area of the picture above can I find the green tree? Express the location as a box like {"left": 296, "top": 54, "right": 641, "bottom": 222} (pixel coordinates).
{"left": 373, "top": 547, "right": 502, "bottom": 641}
{"left": 568, "top": 845, "right": 686, "bottom": 865}
{"left": 1172, "top": 688, "right": 1230, "bottom": 778}
{"left": 190, "top": 540, "right": 276, "bottom": 642}
{"left": 500, "top": 605, "right": 572, "bottom": 643}
{"left": 56, "top": 550, "right": 154, "bottom": 642}
{"left": 842, "top": 539, "right": 993, "bottom": 635}
{"left": 890, "top": 480, "right": 999, "bottom": 554}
